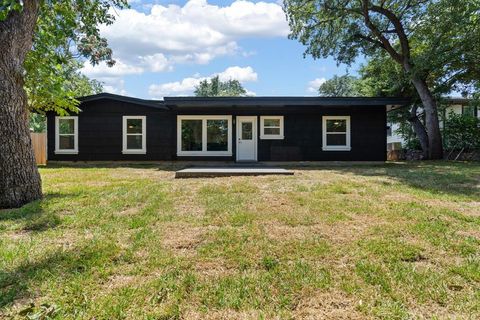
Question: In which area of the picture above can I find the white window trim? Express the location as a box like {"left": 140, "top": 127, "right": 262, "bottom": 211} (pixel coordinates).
{"left": 177, "top": 115, "right": 232, "bottom": 156}
{"left": 122, "top": 116, "right": 146, "bottom": 154}
{"left": 55, "top": 116, "right": 78, "bottom": 154}
{"left": 260, "top": 116, "right": 284, "bottom": 139}
{"left": 322, "top": 116, "right": 351, "bottom": 151}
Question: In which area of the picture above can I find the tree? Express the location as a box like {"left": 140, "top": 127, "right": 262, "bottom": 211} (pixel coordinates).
{"left": 194, "top": 76, "right": 247, "bottom": 97}
{"left": 29, "top": 59, "right": 104, "bottom": 133}
{"left": 284, "top": 0, "right": 480, "bottom": 159}
{"left": 356, "top": 52, "right": 430, "bottom": 156}
{"left": 318, "top": 75, "right": 361, "bottom": 97}
{"left": 0, "top": 1, "right": 127, "bottom": 208}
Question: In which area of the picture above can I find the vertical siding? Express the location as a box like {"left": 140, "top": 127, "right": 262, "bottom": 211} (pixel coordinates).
{"left": 47, "top": 99, "right": 175, "bottom": 161}
{"left": 48, "top": 100, "right": 387, "bottom": 162}
{"left": 256, "top": 106, "right": 386, "bottom": 161}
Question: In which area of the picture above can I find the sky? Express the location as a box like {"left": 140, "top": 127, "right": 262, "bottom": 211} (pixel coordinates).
{"left": 81, "top": 0, "right": 363, "bottom": 99}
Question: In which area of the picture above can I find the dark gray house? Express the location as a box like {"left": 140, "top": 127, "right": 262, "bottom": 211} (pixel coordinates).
{"left": 47, "top": 93, "right": 407, "bottom": 162}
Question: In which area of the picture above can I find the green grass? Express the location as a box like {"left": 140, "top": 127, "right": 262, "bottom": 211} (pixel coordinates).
{"left": 0, "top": 161, "right": 479, "bottom": 319}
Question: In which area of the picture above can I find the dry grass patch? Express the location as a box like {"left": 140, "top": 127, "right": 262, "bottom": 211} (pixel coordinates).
{"left": 292, "top": 290, "right": 367, "bottom": 320}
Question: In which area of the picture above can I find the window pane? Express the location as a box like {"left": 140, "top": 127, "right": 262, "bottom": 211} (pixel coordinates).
{"left": 59, "top": 119, "right": 75, "bottom": 134}
{"left": 264, "top": 127, "right": 280, "bottom": 135}
{"left": 127, "top": 119, "right": 143, "bottom": 134}
{"left": 264, "top": 119, "right": 280, "bottom": 127}
{"left": 326, "top": 134, "right": 347, "bottom": 146}
{"left": 127, "top": 135, "right": 143, "bottom": 149}
{"left": 59, "top": 135, "right": 74, "bottom": 149}
{"left": 326, "top": 119, "right": 346, "bottom": 132}
{"left": 207, "top": 120, "right": 228, "bottom": 151}
{"left": 462, "top": 106, "right": 475, "bottom": 117}
{"left": 182, "top": 120, "right": 203, "bottom": 151}
{"left": 241, "top": 122, "right": 253, "bottom": 140}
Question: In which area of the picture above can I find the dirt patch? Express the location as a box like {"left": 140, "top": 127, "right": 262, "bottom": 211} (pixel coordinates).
{"left": 4, "top": 230, "right": 32, "bottom": 241}
{"left": 292, "top": 290, "right": 367, "bottom": 320}
{"left": 193, "top": 259, "right": 237, "bottom": 277}
{"left": 115, "top": 206, "right": 141, "bottom": 216}
{"left": 183, "top": 309, "right": 268, "bottom": 320}
{"left": 104, "top": 275, "right": 139, "bottom": 291}
{"left": 161, "top": 225, "right": 218, "bottom": 256}
{"left": 262, "top": 214, "right": 382, "bottom": 245}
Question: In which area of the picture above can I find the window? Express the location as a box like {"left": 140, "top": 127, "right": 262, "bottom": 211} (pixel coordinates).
{"left": 322, "top": 116, "right": 351, "bottom": 151}
{"left": 123, "top": 116, "right": 146, "bottom": 154}
{"left": 177, "top": 116, "right": 232, "bottom": 156}
{"left": 260, "top": 116, "right": 284, "bottom": 139}
{"left": 462, "top": 105, "right": 478, "bottom": 118}
{"left": 55, "top": 116, "right": 78, "bottom": 154}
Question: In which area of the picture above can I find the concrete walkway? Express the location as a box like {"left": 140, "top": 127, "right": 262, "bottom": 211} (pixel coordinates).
{"left": 175, "top": 167, "right": 294, "bottom": 178}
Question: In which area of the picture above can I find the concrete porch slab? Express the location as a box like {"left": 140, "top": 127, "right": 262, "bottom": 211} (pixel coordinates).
{"left": 175, "top": 167, "right": 294, "bottom": 178}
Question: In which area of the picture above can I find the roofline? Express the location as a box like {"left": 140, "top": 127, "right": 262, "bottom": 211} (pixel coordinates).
{"left": 163, "top": 96, "right": 411, "bottom": 107}
{"left": 77, "top": 93, "right": 411, "bottom": 109}
{"left": 442, "top": 97, "right": 472, "bottom": 105}
{"left": 386, "top": 96, "right": 474, "bottom": 112}
{"left": 79, "top": 93, "right": 168, "bottom": 110}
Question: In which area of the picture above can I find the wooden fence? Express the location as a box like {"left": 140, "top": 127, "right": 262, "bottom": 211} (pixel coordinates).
{"left": 31, "top": 132, "right": 47, "bottom": 165}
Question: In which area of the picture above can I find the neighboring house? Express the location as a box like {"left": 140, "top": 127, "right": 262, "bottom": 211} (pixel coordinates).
{"left": 47, "top": 93, "right": 407, "bottom": 162}
{"left": 387, "top": 98, "right": 479, "bottom": 149}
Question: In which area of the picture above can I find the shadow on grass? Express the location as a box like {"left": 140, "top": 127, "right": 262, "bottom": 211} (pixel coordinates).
{"left": 293, "top": 161, "right": 480, "bottom": 199}
{"left": 0, "top": 242, "right": 115, "bottom": 310}
{"left": 0, "top": 194, "right": 68, "bottom": 232}
{"left": 42, "top": 161, "right": 183, "bottom": 171}
{"left": 0, "top": 193, "right": 65, "bottom": 222}
{"left": 39, "top": 160, "right": 479, "bottom": 198}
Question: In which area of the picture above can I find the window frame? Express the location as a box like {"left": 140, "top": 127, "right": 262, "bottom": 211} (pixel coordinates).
{"left": 177, "top": 115, "right": 232, "bottom": 156}
{"left": 260, "top": 116, "right": 284, "bottom": 140}
{"left": 55, "top": 116, "right": 78, "bottom": 154}
{"left": 122, "top": 116, "right": 146, "bottom": 154}
{"left": 322, "top": 116, "right": 351, "bottom": 151}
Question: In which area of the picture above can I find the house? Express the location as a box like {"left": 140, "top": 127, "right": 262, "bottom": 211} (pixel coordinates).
{"left": 387, "top": 98, "right": 479, "bottom": 150}
{"left": 47, "top": 93, "right": 408, "bottom": 162}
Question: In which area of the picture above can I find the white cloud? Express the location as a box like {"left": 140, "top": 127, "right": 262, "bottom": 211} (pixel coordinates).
{"left": 82, "top": 60, "right": 143, "bottom": 78}
{"left": 148, "top": 65, "right": 258, "bottom": 98}
{"left": 218, "top": 66, "right": 258, "bottom": 82}
{"left": 103, "top": 79, "right": 128, "bottom": 96}
{"left": 307, "top": 78, "right": 326, "bottom": 93}
{"left": 83, "top": 0, "right": 287, "bottom": 81}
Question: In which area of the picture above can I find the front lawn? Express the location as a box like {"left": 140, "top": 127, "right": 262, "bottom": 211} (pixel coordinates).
{"left": 1, "top": 162, "right": 479, "bottom": 319}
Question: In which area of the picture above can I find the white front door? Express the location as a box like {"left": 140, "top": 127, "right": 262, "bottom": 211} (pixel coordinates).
{"left": 236, "top": 116, "right": 257, "bottom": 161}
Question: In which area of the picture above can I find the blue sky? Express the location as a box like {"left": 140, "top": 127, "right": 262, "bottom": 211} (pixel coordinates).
{"left": 82, "top": 0, "right": 363, "bottom": 99}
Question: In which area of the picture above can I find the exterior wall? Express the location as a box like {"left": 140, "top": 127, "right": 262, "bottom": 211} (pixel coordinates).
{"left": 48, "top": 100, "right": 387, "bottom": 162}
{"left": 255, "top": 106, "right": 386, "bottom": 161}
{"left": 47, "top": 99, "right": 175, "bottom": 161}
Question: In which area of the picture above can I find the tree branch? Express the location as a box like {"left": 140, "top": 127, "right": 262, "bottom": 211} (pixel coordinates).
{"left": 360, "top": 0, "right": 403, "bottom": 63}
{"left": 369, "top": 4, "right": 411, "bottom": 61}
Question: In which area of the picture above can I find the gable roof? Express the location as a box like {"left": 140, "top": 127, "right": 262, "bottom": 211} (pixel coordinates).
{"left": 79, "top": 93, "right": 168, "bottom": 110}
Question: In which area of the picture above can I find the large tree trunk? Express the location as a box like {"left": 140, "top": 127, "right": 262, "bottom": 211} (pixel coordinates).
{"left": 410, "top": 77, "right": 443, "bottom": 159}
{"left": 408, "top": 104, "right": 429, "bottom": 159}
{"left": 0, "top": 1, "right": 42, "bottom": 209}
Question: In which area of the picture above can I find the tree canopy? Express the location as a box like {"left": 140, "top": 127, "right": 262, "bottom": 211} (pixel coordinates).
{"left": 194, "top": 76, "right": 248, "bottom": 97}
{"left": 3, "top": 0, "right": 127, "bottom": 114}
{"left": 284, "top": 0, "right": 480, "bottom": 159}
{"left": 318, "top": 75, "right": 361, "bottom": 97}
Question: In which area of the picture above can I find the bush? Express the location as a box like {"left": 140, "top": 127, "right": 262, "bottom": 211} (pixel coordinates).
{"left": 443, "top": 112, "right": 480, "bottom": 151}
